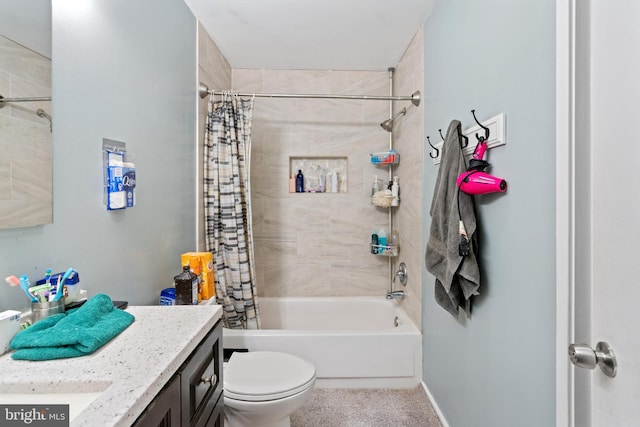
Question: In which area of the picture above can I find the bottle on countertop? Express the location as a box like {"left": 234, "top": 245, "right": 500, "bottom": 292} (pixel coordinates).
{"left": 159, "top": 287, "right": 176, "bottom": 305}
{"left": 377, "top": 227, "right": 387, "bottom": 254}
{"left": 174, "top": 264, "right": 198, "bottom": 305}
{"left": 296, "top": 170, "right": 305, "bottom": 193}
{"left": 371, "top": 230, "right": 379, "bottom": 254}
{"left": 190, "top": 263, "right": 203, "bottom": 303}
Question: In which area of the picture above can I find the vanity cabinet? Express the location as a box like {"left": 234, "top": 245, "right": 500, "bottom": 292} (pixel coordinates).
{"left": 134, "top": 319, "right": 223, "bottom": 427}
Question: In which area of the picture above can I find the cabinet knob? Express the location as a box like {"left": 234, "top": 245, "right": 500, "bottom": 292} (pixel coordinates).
{"left": 199, "top": 374, "right": 218, "bottom": 387}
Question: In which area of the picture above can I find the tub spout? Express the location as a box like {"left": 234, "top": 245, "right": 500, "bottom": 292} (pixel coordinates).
{"left": 386, "top": 290, "right": 405, "bottom": 300}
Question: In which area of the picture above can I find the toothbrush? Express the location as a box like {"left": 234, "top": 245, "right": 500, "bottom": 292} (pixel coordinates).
{"left": 5, "top": 276, "right": 20, "bottom": 287}
{"left": 54, "top": 268, "right": 74, "bottom": 301}
{"left": 19, "top": 275, "right": 38, "bottom": 303}
{"left": 29, "top": 284, "right": 52, "bottom": 303}
{"left": 43, "top": 268, "right": 53, "bottom": 300}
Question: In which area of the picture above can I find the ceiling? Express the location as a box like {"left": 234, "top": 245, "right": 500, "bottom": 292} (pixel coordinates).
{"left": 0, "top": 0, "right": 51, "bottom": 58}
{"left": 184, "top": 0, "right": 436, "bottom": 71}
{"left": 0, "top": 0, "right": 436, "bottom": 71}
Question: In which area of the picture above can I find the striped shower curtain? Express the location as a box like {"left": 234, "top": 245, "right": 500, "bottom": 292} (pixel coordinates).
{"left": 204, "top": 91, "right": 260, "bottom": 329}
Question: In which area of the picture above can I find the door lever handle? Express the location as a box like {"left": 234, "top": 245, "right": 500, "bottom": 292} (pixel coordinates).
{"left": 568, "top": 341, "right": 617, "bottom": 378}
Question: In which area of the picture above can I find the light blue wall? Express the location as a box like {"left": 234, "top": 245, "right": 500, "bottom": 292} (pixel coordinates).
{"left": 421, "top": 1, "right": 556, "bottom": 426}
{"left": 0, "top": 0, "right": 197, "bottom": 312}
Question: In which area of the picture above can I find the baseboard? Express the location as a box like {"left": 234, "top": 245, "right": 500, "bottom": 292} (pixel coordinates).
{"left": 314, "top": 376, "right": 420, "bottom": 389}
{"left": 421, "top": 381, "right": 450, "bottom": 427}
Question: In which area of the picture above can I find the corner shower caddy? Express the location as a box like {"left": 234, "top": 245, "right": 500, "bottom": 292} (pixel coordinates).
{"left": 370, "top": 149, "right": 399, "bottom": 257}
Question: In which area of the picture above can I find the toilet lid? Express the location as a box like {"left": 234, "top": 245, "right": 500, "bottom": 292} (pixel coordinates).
{"left": 224, "top": 351, "right": 316, "bottom": 402}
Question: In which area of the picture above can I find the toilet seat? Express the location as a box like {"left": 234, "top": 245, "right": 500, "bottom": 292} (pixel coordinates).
{"left": 224, "top": 351, "right": 316, "bottom": 402}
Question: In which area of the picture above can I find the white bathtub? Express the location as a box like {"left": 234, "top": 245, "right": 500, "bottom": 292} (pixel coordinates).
{"left": 222, "top": 297, "right": 422, "bottom": 388}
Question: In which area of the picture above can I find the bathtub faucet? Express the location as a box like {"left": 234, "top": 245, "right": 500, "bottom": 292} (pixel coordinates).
{"left": 386, "top": 290, "right": 405, "bottom": 300}
{"left": 393, "top": 262, "right": 408, "bottom": 285}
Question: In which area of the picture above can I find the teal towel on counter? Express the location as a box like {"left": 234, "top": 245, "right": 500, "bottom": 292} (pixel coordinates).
{"left": 9, "top": 294, "right": 135, "bottom": 361}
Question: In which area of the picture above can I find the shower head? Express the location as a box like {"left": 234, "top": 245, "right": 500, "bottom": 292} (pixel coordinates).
{"left": 380, "top": 107, "right": 407, "bottom": 132}
{"left": 36, "top": 109, "right": 52, "bottom": 132}
{"left": 36, "top": 109, "right": 51, "bottom": 121}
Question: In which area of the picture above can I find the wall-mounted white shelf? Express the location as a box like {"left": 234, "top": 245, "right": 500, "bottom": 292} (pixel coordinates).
{"left": 430, "top": 113, "right": 506, "bottom": 165}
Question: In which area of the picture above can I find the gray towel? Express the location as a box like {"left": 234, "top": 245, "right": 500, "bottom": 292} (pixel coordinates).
{"left": 425, "top": 120, "right": 480, "bottom": 318}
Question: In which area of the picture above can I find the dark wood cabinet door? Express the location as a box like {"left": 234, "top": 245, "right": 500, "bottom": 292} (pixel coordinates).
{"left": 133, "top": 373, "right": 181, "bottom": 427}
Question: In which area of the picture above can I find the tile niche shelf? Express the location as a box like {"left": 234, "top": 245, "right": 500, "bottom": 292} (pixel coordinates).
{"left": 289, "top": 157, "right": 347, "bottom": 193}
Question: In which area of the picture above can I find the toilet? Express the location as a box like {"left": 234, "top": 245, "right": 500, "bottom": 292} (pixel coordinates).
{"left": 223, "top": 351, "right": 316, "bottom": 427}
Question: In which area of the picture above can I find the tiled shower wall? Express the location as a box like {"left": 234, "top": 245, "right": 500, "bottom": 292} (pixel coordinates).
{"left": 197, "top": 23, "right": 232, "bottom": 251}
{"left": 0, "top": 35, "right": 52, "bottom": 229}
{"left": 198, "top": 26, "right": 424, "bottom": 328}
{"left": 233, "top": 68, "right": 393, "bottom": 298}
{"left": 391, "top": 28, "right": 424, "bottom": 328}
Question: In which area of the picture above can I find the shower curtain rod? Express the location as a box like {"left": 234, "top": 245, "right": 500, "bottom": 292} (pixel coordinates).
{"left": 198, "top": 83, "right": 421, "bottom": 106}
{"left": 0, "top": 95, "right": 52, "bottom": 107}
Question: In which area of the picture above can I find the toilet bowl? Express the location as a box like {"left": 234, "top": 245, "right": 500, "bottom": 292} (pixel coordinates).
{"left": 223, "top": 351, "right": 316, "bottom": 427}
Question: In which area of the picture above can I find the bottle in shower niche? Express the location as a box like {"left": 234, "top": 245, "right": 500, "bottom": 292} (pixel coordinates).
{"left": 331, "top": 172, "right": 339, "bottom": 193}
{"left": 289, "top": 173, "right": 296, "bottom": 193}
{"left": 371, "top": 229, "right": 379, "bottom": 254}
{"left": 377, "top": 228, "right": 387, "bottom": 254}
{"left": 296, "top": 169, "right": 305, "bottom": 193}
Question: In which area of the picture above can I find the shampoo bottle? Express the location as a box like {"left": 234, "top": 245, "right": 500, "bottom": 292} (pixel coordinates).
{"left": 391, "top": 176, "right": 399, "bottom": 207}
{"left": 371, "top": 230, "right": 379, "bottom": 254}
{"left": 390, "top": 229, "right": 399, "bottom": 246}
{"left": 377, "top": 228, "right": 387, "bottom": 254}
{"left": 296, "top": 170, "right": 305, "bottom": 193}
{"left": 289, "top": 174, "right": 296, "bottom": 193}
{"left": 331, "top": 172, "right": 339, "bottom": 193}
{"left": 371, "top": 175, "right": 382, "bottom": 196}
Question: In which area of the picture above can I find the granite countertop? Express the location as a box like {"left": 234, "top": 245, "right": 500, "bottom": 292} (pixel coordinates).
{"left": 0, "top": 305, "right": 223, "bottom": 427}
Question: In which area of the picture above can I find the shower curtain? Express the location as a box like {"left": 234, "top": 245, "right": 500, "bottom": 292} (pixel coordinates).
{"left": 204, "top": 91, "right": 260, "bottom": 329}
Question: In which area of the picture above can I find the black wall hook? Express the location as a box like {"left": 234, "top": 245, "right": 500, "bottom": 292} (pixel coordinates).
{"left": 456, "top": 124, "right": 469, "bottom": 149}
{"left": 438, "top": 129, "right": 445, "bottom": 141}
{"left": 426, "top": 136, "right": 439, "bottom": 159}
{"left": 471, "top": 109, "right": 490, "bottom": 142}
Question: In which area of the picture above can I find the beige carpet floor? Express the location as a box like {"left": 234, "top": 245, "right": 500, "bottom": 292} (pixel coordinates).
{"left": 290, "top": 386, "right": 443, "bottom": 427}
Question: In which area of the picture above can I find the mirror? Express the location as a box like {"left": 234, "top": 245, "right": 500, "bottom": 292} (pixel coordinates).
{"left": 0, "top": 0, "right": 53, "bottom": 228}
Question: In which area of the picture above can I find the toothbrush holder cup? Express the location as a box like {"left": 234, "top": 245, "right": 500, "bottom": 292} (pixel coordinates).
{"left": 31, "top": 299, "right": 65, "bottom": 323}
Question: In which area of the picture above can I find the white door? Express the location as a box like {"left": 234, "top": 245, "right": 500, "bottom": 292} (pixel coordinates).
{"left": 557, "top": 0, "right": 640, "bottom": 425}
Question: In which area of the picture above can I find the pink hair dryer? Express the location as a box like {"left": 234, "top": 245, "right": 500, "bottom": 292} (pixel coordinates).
{"left": 457, "top": 170, "right": 507, "bottom": 195}
{"left": 456, "top": 121, "right": 507, "bottom": 195}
